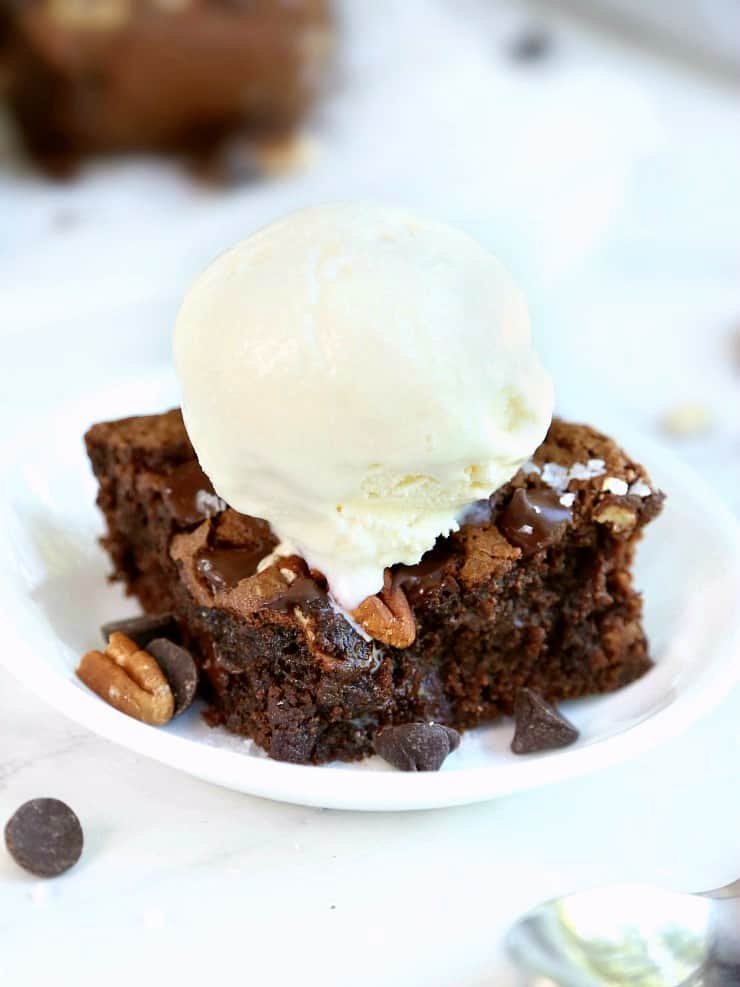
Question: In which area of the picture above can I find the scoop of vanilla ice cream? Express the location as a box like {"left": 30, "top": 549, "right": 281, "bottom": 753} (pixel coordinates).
{"left": 174, "top": 203, "right": 553, "bottom": 609}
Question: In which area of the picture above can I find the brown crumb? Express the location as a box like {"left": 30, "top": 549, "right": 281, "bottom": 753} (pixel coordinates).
{"left": 660, "top": 402, "right": 712, "bottom": 438}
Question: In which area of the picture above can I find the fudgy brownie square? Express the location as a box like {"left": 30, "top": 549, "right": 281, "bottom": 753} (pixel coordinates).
{"left": 85, "top": 409, "right": 663, "bottom": 764}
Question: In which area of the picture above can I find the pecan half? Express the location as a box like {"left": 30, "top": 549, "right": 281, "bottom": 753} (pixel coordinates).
{"left": 76, "top": 632, "right": 175, "bottom": 725}
{"left": 353, "top": 571, "right": 416, "bottom": 648}
{"left": 593, "top": 499, "right": 638, "bottom": 534}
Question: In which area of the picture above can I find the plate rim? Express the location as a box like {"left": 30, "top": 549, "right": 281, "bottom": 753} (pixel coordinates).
{"left": 1, "top": 373, "right": 740, "bottom": 811}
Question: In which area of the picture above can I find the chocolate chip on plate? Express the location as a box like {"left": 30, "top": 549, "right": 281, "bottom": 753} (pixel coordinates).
{"left": 511, "top": 688, "right": 579, "bottom": 754}
{"left": 5, "top": 799, "right": 83, "bottom": 878}
{"left": 147, "top": 638, "right": 199, "bottom": 717}
{"left": 374, "top": 722, "right": 461, "bottom": 772}
{"left": 101, "top": 613, "right": 179, "bottom": 649}
{"left": 203, "top": 137, "right": 264, "bottom": 188}
{"left": 509, "top": 29, "right": 552, "bottom": 62}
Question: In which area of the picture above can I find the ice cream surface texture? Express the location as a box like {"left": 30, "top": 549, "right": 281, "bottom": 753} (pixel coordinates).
{"left": 174, "top": 203, "right": 554, "bottom": 609}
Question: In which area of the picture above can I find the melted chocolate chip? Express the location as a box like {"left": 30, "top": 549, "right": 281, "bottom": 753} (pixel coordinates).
{"left": 163, "top": 460, "right": 225, "bottom": 526}
{"left": 5, "top": 799, "right": 83, "bottom": 878}
{"left": 511, "top": 689, "right": 579, "bottom": 754}
{"left": 266, "top": 576, "right": 328, "bottom": 613}
{"left": 393, "top": 544, "right": 455, "bottom": 603}
{"left": 196, "top": 546, "right": 267, "bottom": 594}
{"left": 374, "top": 723, "right": 461, "bottom": 772}
{"left": 499, "top": 488, "right": 572, "bottom": 555}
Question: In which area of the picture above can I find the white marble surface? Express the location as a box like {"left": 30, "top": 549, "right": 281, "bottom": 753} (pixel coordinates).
{"left": 1, "top": 1, "right": 739, "bottom": 983}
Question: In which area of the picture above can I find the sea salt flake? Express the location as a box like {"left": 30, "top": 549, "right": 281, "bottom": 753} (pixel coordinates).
{"left": 629, "top": 479, "right": 652, "bottom": 498}
{"left": 602, "top": 476, "right": 629, "bottom": 496}
{"left": 569, "top": 459, "right": 606, "bottom": 482}
{"left": 559, "top": 493, "right": 576, "bottom": 508}
{"left": 520, "top": 460, "right": 541, "bottom": 476}
{"left": 541, "top": 462, "right": 569, "bottom": 491}
{"left": 542, "top": 458, "right": 607, "bottom": 492}
{"left": 519, "top": 524, "right": 534, "bottom": 535}
{"left": 195, "top": 491, "right": 226, "bottom": 517}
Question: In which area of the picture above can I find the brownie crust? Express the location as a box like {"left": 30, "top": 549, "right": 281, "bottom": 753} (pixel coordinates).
{"left": 85, "top": 410, "right": 664, "bottom": 764}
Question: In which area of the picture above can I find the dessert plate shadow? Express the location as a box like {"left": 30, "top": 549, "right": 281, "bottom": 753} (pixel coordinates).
{"left": 1, "top": 371, "right": 739, "bottom": 812}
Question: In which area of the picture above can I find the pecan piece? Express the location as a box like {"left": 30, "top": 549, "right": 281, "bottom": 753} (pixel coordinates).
{"left": 593, "top": 499, "right": 638, "bottom": 534}
{"left": 76, "top": 632, "right": 175, "bottom": 725}
{"left": 353, "top": 571, "right": 416, "bottom": 648}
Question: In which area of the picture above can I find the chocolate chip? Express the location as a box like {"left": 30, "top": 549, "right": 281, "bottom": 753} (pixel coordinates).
{"left": 374, "top": 723, "right": 461, "bottom": 772}
{"left": 511, "top": 688, "right": 579, "bottom": 754}
{"left": 101, "top": 613, "right": 179, "bottom": 649}
{"left": 499, "top": 488, "right": 572, "bottom": 555}
{"left": 147, "top": 638, "right": 199, "bottom": 717}
{"left": 5, "top": 799, "right": 83, "bottom": 878}
{"left": 510, "top": 29, "right": 552, "bottom": 62}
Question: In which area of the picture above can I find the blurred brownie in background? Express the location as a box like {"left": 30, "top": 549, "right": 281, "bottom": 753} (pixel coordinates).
{"left": 0, "top": 0, "right": 333, "bottom": 176}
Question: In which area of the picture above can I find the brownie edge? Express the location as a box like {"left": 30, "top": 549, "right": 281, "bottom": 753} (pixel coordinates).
{"left": 85, "top": 410, "right": 664, "bottom": 764}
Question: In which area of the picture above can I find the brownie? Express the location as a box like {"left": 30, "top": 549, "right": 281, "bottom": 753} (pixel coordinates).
{"left": 85, "top": 410, "right": 664, "bottom": 764}
{"left": 0, "top": 0, "right": 332, "bottom": 174}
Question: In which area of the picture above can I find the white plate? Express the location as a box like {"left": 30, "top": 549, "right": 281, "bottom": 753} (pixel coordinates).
{"left": 1, "top": 370, "right": 739, "bottom": 811}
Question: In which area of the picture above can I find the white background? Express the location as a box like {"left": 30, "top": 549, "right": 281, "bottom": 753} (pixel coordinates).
{"left": 1, "top": 1, "right": 739, "bottom": 983}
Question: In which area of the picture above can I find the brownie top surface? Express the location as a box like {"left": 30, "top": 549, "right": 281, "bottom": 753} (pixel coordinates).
{"left": 87, "top": 408, "right": 188, "bottom": 451}
{"left": 86, "top": 409, "right": 664, "bottom": 625}
{"left": 86, "top": 408, "right": 194, "bottom": 472}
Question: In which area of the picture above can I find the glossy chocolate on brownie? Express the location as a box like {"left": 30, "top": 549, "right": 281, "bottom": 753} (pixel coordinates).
{"left": 195, "top": 545, "right": 270, "bottom": 594}
{"left": 163, "top": 461, "right": 224, "bottom": 526}
{"left": 264, "top": 575, "right": 329, "bottom": 614}
{"left": 499, "top": 488, "right": 573, "bottom": 555}
{"left": 392, "top": 543, "right": 457, "bottom": 604}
